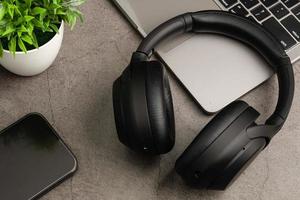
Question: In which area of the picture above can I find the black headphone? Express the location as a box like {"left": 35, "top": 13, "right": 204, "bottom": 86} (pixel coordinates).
{"left": 112, "top": 11, "right": 295, "bottom": 190}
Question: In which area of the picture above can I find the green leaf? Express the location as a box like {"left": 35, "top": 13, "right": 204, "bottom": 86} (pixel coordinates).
{"left": 31, "top": 32, "right": 38, "bottom": 48}
{"left": 63, "top": 0, "right": 86, "bottom": 7}
{"left": 24, "top": 15, "right": 34, "bottom": 22}
{"left": 70, "top": 8, "right": 83, "bottom": 22}
{"left": 0, "top": 4, "right": 5, "bottom": 21}
{"left": 31, "top": 7, "right": 47, "bottom": 15}
{"left": 19, "top": 25, "right": 28, "bottom": 33}
{"left": 32, "top": 19, "right": 44, "bottom": 29}
{"left": 8, "top": 36, "right": 17, "bottom": 55}
{"left": 15, "top": 16, "right": 24, "bottom": 26}
{"left": 21, "top": 34, "right": 33, "bottom": 45}
{"left": 25, "top": 0, "right": 32, "bottom": 8}
{"left": 7, "top": 5, "right": 14, "bottom": 19}
{"left": 18, "top": 37, "right": 27, "bottom": 53}
{"left": 2, "top": 26, "right": 16, "bottom": 37}
{"left": 14, "top": 7, "right": 22, "bottom": 16}
{"left": 0, "top": 40, "right": 3, "bottom": 57}
{"left": 17, "top": 31, "right": 22, "bottom": 37}
{"left": 49, "top": 3, "right": 61, "bottom": 10}
{"left": 56, "top": 10, "right": 66, "bottom": 15}
{"left": 49, "top": 23, "right": 59, "bottom": 33}
{"left": 27, "top": 22, "right": 34, "bottom": 34}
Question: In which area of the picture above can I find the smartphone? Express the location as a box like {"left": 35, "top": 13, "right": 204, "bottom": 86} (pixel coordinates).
{"left": 0, "top": 113, "right": 77, "bottom": 200}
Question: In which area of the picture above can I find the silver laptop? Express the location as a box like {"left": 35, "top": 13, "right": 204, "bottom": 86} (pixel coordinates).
{"left": 112, "top": 0, "right": 300, "bottom": 113}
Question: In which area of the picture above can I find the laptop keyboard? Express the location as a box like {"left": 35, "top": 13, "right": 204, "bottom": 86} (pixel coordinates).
{"left": 217, "top": 0, "right": 300, "bottom": 50}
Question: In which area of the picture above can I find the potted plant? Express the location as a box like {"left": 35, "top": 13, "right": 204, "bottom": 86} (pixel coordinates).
{"left": 0, "top": 0, "right": 85, "bottom": 76}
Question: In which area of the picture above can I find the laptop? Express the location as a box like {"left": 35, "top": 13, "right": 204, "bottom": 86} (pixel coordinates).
{"left": 112, "top": 0, "right": 300, "bottom": 113}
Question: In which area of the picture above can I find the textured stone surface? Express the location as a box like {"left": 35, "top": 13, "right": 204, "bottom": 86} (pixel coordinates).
{"left": 0, "top": 0, "right": 300, "bottom": 199}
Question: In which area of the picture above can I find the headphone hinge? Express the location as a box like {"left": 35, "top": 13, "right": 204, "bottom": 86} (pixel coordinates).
{"left": 246, "top": 124, "right": 282, "bottom": 147}
{"left": 182, "top": 13, "right": 193, "bottom": 32}
{"left": 130, "top": 51, "right": 148, "bottom": 64}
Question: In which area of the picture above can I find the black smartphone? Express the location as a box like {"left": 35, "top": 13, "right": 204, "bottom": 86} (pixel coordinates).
{"left": 0, "top": 113, "right": 77, "bottom": 200}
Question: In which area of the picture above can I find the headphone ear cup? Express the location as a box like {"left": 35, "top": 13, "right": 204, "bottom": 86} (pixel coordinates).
{"left": 146, "top": 61, "right": 175, "bottom": 154}
{"left": 175, "top": 100, "right": 262, "bottom": 189}
{"left": 176, "top": 101, "right": 249, "bottom": 172}
{"left": 113, "top": 61, "right": 175, "bottom": 155}
{"left": 113, "top": 62, "right": 155, "bottom": 153}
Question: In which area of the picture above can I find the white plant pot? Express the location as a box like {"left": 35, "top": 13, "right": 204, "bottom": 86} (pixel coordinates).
{"left": 0, "top": 21, "right": 64, "bottom": 76}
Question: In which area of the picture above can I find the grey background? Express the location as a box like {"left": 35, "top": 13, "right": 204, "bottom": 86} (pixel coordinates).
{"left": 0, "top": 0, "right": 300, "bottom": 199}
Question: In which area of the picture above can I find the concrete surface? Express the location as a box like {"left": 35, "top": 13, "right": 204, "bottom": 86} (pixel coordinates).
{"left": 0, "top": 0, "right": 300, "bottom": 199}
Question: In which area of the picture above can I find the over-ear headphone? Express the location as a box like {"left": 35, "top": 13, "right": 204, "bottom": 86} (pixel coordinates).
{"left": 112, "top": 11, "right": 295, "bottom": 190}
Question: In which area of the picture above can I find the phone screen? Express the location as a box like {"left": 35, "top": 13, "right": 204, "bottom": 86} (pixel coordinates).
{"left": 0, "top": 113, "right": 77, "bottom": 200}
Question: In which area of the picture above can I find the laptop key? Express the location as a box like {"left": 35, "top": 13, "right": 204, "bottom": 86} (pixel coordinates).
{"left": 292, "top": 4, "right": 300, "bottom": 20}
{"left": 218, "top": 0, "right": 238, "bottom": 8}
{"left": 281, "top": 0, "right": 299, "bottom": 8}
{"left": 230, "top": 4, "right": 249, "bottom": 16}
{"left": 263, "top": 17, "right": 297, "bottom": 49}
{"left": 281, "top": 15, "right": 300, "bottom": 41}
{"left": 251, "top": 5, "right": 271, "bottom": 21}
{"left": 261, "top": 0, "right": 278, "bottom": 7}
{"left": 240, "top": 0, "right": 259, "bottom": 9}
{"left": 270, "top": 3, "right": 290, "bottom": 19}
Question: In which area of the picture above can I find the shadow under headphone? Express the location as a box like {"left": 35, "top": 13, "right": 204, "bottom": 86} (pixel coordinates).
{"left": 112, "top": 11, "right": 295, "bottom": 190}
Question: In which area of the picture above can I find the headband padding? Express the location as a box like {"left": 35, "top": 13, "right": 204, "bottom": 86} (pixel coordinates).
{"left": 190, "top": 11, "right": 288, "bottom": 68}
{"left": 137, "top": 11, "right": 288, "bottom": 66}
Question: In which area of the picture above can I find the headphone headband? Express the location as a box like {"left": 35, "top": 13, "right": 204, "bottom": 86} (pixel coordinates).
{"left": 133, "top": 10, "right": 294, "bottom": 130}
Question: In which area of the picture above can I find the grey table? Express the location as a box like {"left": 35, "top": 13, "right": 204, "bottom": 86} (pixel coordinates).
{"left": 1, "top": 1, "right": 300, "bottom": 199}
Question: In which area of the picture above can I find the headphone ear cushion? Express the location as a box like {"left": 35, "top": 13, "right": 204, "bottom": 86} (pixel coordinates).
{"left": 113, "top": 63, "right": 155, "bottom": 153}
{"left": 175, "top": 100, "right": 250, "bottom": 176}
{"left": 113, "top": 67, "right": 132, "bottom": 148}
{"left": 146, "top": 61, "right": 175, "bottom": 154}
